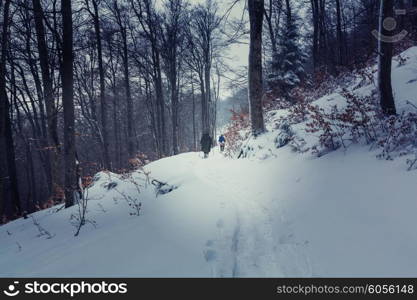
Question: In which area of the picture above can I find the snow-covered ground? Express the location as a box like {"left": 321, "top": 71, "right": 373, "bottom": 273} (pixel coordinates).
{"left": 1, "top": 47, "right": 417, "bottom": 278}
{"left": 1, "top": 147, "right": 416, "bottom": 277}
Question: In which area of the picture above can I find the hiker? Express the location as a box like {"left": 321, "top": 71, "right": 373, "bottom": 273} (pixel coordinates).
{"left": 218, "top": 134, "right": 226, "bottom": 152}
{"left": 200, "top": 133, "right": 212, "bottom": 158}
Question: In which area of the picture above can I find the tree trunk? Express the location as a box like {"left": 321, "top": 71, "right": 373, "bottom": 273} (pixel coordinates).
{"left": 335, "top": 0, "right": 344, "bottom": 66}
{"left": 413, "top": 0, "right": 417, "bottom": 34}
{"left": 318, "top": 0, "right": 328, "bottom": 69}
{"left": 203, "top": 58, "right": 211, "bottom": 135}
{"left": 169, "top": 55, "right": 179, "bottom": 155}
{"left": 154, "top": 51, "right": 167, "bottom": 156}
{"left": 91, "top": 0, "right": 111, "bottom": 170}
{"left": 171, "top": 76, "right": 179, "bottom": 154}
{"left": 311, "top": 0, "right": 319, "bottom": 70}
{"left": 0, "top": 0, "right": 21, "bottom": 218}
{"left": 121, "top": 24, "right": 134, "bottom": 159}
{"left": 191, "top": 77, "right": 196, "bottom": 151}
{"left": 264, "top": 0, "right": 278, "bottom": 56}
{"left": 199, "top": 71, "right": 209, "bottom": 136}
{"left": 377, "top": 0, "right": 396, "bottom": 115}
{"left": 32, "top": 0, "right": 62, "bottom": 201}
{"left": 25, "top": 140, "right": 37, "bottom": 211}
{"left": 106, "top": 36, "right": 121, "bottom": 170}
{"left": 248, "top": 0, "right": 265, "bottom": 136}
{"left": 61, "top": 0, "right": 77, "bottom": 208}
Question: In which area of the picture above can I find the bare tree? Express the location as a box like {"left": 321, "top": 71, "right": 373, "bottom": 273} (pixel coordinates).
{"left": 264, "top": 0, "right": 282, "bottom": 61}
{"left": 85, "top": 0, "right": 111, "bottom": 170}
{"left": 248, "top": 0, "right": 265, "bottom": 136}
{"left": 0, "top": 0, "right": 21, "bottom": 217}
{"left": 111, "top": 0, "right": 135, "bottom": 158}
{"left": 161, "top": 0, "right": 187, "bottom": 155}
{"left": 187, "top": 0, "right": 222, "bottom": 137}
{"left": 32, "top": 0, "right": 62, "bottom": 200}
{"left": 62, "top": 0, "right": 77, "bottom": 208}
{"left": 131, "top": 0, "right": 168, "bottom": 156}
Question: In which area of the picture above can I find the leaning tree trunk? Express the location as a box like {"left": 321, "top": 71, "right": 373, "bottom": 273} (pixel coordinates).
{"left": 248, "top": 0, "right": 265, "bottom": 136}
{"left": 377, "top": 0, "right": 397, "bottom": 116}
{"left": 61, "top": 0, "right": 77, "bottom": 208}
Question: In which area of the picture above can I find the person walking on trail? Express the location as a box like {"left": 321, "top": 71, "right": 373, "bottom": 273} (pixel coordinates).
{"left": 218, "top": 134, "right": 226, "bottom": 152}
{"left": 200, "top": 133, "right": 212, "bottom": 158}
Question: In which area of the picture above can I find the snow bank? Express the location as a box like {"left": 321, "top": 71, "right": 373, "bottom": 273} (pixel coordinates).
{"left": 2, "top": 145, "right": 416, "bottom": 277}
{"left": 239, "top": 47, "right": 417, "bottom": 163}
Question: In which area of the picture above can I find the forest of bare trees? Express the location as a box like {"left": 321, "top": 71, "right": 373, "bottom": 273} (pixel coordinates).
{"left": 1, "top": 0, "right": 416, "bottom": 221}
{"left": 0, "top": 0, "right": 233, "bottom": 219}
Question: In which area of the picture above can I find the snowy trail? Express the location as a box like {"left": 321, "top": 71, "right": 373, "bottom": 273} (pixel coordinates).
{"left": 192, "top": 151, "right": 309, "bottom": 277}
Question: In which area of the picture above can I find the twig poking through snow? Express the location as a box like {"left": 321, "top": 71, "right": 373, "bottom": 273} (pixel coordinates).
{"left": 97, "top": 203, "right": 107, "bottom": 213}
{"left": 72, "top": 188, "right": 97, "bottom": 237}
{"left": 31, "top": 215, "right": 54, "bottom": 239}
{"left": 114, "top": 188, "right": 141, "bottom": 216}
{"left": 407, "top": 154, "right": 417, "bottom": 171}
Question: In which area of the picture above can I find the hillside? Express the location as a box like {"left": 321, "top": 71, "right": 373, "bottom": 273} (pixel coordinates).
{"left": 1, "top": 47, "right": 417, "bottom": 277}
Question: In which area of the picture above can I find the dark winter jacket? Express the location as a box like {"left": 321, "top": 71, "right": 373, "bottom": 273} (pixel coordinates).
{"left": 218, "top": 135, "right": 226, "bottom": 143}
{"left": 200, "top": 134, "right": 212, "bottom": 153}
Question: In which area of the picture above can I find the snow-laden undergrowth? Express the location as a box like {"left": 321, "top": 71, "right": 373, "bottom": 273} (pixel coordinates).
{"left": 1, "top": 47, "right": 417, "bottom": 277}
{"left": 234, "top": 47, "right": 417, "bottom": 168}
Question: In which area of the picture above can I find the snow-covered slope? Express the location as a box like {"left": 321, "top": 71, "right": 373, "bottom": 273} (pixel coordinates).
{"left": 1, "top": 147, "right": 416, "bottom": 277}
{"left": 238, "top": 46, "right": 417, "bottom": 161}
{"left": 1, "top": 47, "right": 417, "bottom": 277}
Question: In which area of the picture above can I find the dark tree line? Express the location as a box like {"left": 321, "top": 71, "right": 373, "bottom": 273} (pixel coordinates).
{"left": 262, "top": 0, "right": 417, "bottom": 114}
{"left": 0, "top": 0, "right": 233, "bottom": 220}
{"left": 263, "top": 0, "right": 417, "bottom": 78}
{"left": 1, "top": 0, "right": 21, "bottom": 218}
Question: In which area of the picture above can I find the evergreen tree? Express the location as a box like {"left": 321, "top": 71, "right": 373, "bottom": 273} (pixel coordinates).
{"left": 268, "top": 0, "right": 305, "bottom": 99}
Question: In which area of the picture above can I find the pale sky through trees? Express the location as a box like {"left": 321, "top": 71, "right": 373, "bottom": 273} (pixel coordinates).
{"left": 186, "top": 0, "right": 250, "bottom": 99}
